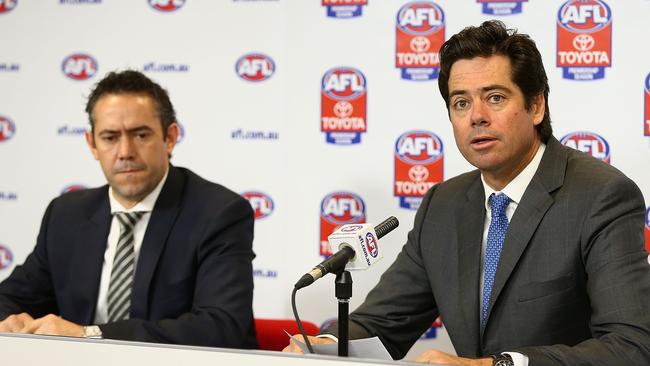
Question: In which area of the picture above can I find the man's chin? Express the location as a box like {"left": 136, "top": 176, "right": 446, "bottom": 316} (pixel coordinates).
{"left": 111, "top": 184, "right": 152, "bottom": 206}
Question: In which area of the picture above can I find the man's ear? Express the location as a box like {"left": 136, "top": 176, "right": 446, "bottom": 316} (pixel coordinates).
{"left": 531, "top": 93, "right": 545, "bottom": 126}
{"left": 165, "top": 122, "right": 179, "bottom": 155}
{"left": 85, "top": 129, "right": 99, "bottom": 160}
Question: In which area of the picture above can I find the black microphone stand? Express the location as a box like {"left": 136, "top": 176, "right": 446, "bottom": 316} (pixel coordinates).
{"left": 334, "top": 269, "right": 352, "bottom": 357}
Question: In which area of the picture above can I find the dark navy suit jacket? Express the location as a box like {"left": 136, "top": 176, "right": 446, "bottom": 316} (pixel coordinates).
{"left": 0, "top": 165, "right": 257, "bottom": 348}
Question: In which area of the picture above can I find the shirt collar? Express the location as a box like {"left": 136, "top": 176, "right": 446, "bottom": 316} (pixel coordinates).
{"left": 109, "top": 167, "right": 169, "bottom": 214}
{"left": 481, "top": 143, "right": 546, "bottom": 211}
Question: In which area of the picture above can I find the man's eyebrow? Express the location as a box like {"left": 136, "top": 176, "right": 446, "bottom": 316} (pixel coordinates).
{"left": 449, "top": 89, "right": 467, "bottom": 100}
{"left": 449, "top": 84, "right": 513, "bottom": 99}
{"left": 481, "top": 84, "right": 512, "bottom": 93}
{"left": 96, "top": 125, "right": 154, "bottom": 135}
{"left": 127, "top": 125, "right": 154, "bottom": 133}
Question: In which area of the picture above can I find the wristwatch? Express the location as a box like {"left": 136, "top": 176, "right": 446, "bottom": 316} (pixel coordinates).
{"left": 83, "top": 325, "right": 103, "bottom": 339}
{"left": 491, "top": 353, "right": 514, "bottom": 366}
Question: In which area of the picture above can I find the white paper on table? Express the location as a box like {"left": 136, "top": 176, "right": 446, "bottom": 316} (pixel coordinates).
{"left": 289, "top": 334, "right": 393, "bottom": 360}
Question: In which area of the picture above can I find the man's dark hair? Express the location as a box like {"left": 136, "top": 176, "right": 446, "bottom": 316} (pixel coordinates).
{"left": 85, "top": 70, "right": 176, "bottom": 134}
{"left": 438, "top": 20, "right": 552, "bottom": 142}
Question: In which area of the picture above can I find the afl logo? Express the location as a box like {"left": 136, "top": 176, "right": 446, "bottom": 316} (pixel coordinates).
{"left": 149, "top": 0, "right": 185, "bottom": 12}
{"left": 395, "top": 130, "right": 443, "bottom": 164}
{"left": 560, "top": 131, "right": 610, "bottom": 163}
{"left": 61, "top": 184, "right": 86, "bottom": 194}
{"left": 557, "top": 0, "right": 611, "bottom": 33}
{"left": 396, "top": 1, "right": 445, "bottom": 36}
{"left": 0, "top": 0, "right": 17, "bottom": 14}
{"left": 236, "top": 53, "right": 275, "bottom": 82}
{"left": 0, "top": 115, "right": 16, "bottom": 142}
{"left": 321, "top": 192, "right": 365, "bottom": 225}
{"left": 322, "top": 67, "right": 366, "bottom": 101}
{"left": 62, "top": 53, "right": 98, "bottom": 80}
{"left": 242, "top": 191, "right": 274, "bottom": 220}
{"left": 0, "top": 244, "right": 13, "bottom": 270}
{"left": 365, "top": 232, "right": 379, "bottom": 258}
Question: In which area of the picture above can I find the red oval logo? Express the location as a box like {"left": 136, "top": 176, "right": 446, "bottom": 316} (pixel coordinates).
{"left": 559, "top": 131, "right": 610, "bottom": 163}
{"left": 0, "top": 0, "right": 17, "bottom": 14}
{"left": 557, "top": 0, "right": 612, "bottom": 33}
{"left": 242, "top": 191, "right": 274, "bottom": 220}
{"left": 62, "top": 53, "right": 98, "bottom": 80}
{"left": 395, "top": 130, "right": 443, "bottom": 164}
{"left": 0, "top": 244, "right": 13, "bottom": 270}
{"left": 321, "top": 67, "right": 366, "bottom": 100}
{"left": 149, "top": 0, "right": 185, "bottom": 12}
{"left": 365, "top": 232, "right": 378, "bottom": 258}
{"left": 321, "top": 192, "right": 366, "bottom": 225}
{"left": 0, "top": 115, "right": 16, "bottom": 142}
{"left": 236, "top": 53, "right": 275, "bottom": 82}
{"left": 396, "top": 1, "right": 445, "bottom": 35}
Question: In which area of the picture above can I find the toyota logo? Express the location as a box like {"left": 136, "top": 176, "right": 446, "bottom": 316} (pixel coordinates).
{"left": 408, "top": 165, "right": 429, "bottom": 182}
{"left": 572, "top": 34, "right": 595, "bottom": 51}
{"left": 333, "top": 101, "right": 354, "bottom": 118}
{"left": 410, "top": 36, "right": 431, "bottom": 52}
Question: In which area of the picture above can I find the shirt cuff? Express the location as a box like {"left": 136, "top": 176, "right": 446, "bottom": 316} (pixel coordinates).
{"left": 316, "top": 334, "right": 339, "bottom": 342}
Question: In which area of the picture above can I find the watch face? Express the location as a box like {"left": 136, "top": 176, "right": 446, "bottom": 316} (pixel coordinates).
{"left": 492, "top": 354, "right": 513, "bottom": 366}
{"left": 84, "top": 325, "right": 102, "bottom": 338}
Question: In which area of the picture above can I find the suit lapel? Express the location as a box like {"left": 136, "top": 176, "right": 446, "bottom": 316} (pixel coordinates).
{"left": 130, "top": 166, "right": 185, "bottom": 319}
{"left": 485, "top": 138, "right": 566, "bottom": 327}
{"left": 457, "top": 173, "right": 486, "bottom": 348}
{"left": 72, "top": 188, "right": 111, "bottom": 324}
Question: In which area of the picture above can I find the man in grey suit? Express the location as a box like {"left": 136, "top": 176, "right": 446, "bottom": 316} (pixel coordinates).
{"left": 285, "top": 21, "right": 650, "bottom": 365}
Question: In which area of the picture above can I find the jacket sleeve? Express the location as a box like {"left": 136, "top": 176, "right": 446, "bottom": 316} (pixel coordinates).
{"left": 322, "top": 186, "right": 440, "bottom": 359}
{"left": 517, "top": 174, "right": 650, "bottom": 365}
{"left": 98, "top": 196, "right": 257, "bottom": 349}
{"left": 0, "top": 200, "right": 59, "bottom": 320}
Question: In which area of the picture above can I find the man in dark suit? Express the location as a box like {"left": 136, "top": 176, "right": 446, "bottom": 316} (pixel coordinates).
{"left": 0, "top": 70, "right": 257, "bottom": 349}
{"left": 285, "top": 21, "right": 650, "bottom": 365}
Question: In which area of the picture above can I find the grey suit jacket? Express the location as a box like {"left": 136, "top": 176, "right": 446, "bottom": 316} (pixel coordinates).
{"left": 328, "top": 137, "right": 650, "bottom": 364}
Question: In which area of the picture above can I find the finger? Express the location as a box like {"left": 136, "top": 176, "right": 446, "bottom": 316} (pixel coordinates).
{"left": 0, "top": 314, "right": 30, "bottom": 332}
{"left": 0, "top": 319, "right": 11, "bottom": 332}
{"left": 283, "top": 337, "right": 306, "bottom": 353}
{"left": 19, "top": 317, "right": 44, "bottom": 334}
{"left": 313, "top": 336, "right": 335, "bottom": 345}
{"left": 16, "top": 313, "right": 34, "bottom": 323}
{"left": 415, "top": 349, "right": 443, "bottom": 363}
{"left": 415, "top": 353, "right": 429, "bottom": 363}
{"left": 282, "top": 342, "right": 305, "bottom": 354}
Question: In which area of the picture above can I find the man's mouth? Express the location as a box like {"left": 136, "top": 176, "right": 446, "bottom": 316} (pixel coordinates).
{"left": 471, "top": 136, "right": 497, "bottom": 146}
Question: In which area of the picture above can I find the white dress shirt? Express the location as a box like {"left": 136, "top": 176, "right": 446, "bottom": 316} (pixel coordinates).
{"left": 479, "top": 143, "right": 546, "bottom": 366}
{"left": 93, "top": 170, "right": 168, "bottom": 324}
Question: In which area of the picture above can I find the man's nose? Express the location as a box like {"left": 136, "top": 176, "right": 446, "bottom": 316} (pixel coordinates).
{"left": 117, "top": 136, "right": 135, "bottom": 159}
{"left": 470, "top": 100, "right": 489, "bottom": 127}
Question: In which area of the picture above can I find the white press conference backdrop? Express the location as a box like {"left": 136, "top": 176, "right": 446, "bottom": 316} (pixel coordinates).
{"left": 1, "top": 0, "right": 649, "bottom": 358}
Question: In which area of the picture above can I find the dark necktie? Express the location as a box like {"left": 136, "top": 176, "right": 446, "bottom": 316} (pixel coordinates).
{"left": 107, "top": 211, "right": 144, "bottom": 322}
{"left": 481, "top": 193, "right": 511, "bottom": 330}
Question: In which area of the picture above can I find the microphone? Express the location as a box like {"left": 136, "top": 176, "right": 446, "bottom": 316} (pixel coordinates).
{"left": 294, "top": 216, "right": 399, "bottom": 289}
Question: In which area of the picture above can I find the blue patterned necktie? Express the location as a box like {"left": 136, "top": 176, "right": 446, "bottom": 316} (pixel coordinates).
{"left": 481, "top": 193, "right": 511, "bottom": 330}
